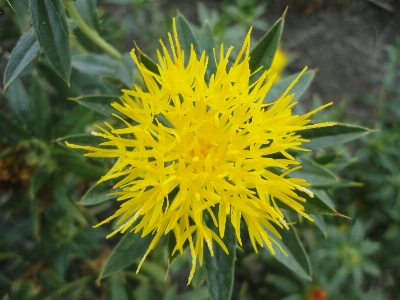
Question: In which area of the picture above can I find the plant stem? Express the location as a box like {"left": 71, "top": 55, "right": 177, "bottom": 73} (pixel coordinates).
{"left": 63, "top": 0, "right": 122, "bottom": 60}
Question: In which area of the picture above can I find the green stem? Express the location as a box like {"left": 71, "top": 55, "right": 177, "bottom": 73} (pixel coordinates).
{"left": 63, "top": 0, "right": 122, "bottom": 60}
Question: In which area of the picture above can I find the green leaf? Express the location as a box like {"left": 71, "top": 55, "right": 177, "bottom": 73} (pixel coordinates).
{"left": 249, "top": 12, "right": 285, "bottom": 77}
{"left": 9, "top": 0, "right": 31, "bottom": 32}
{"left": 3, "top": 27, "right": 41, "bottom": 90}
{"left": 266, "top": 219, "right": 312, "bottom": 280}
{"left": 30, "top": 0, "right": 71, "bottom": 82}
{"left": 176, "top": 14, "right": 201, "bottom": 58}
{"left": 72, "top": 54, "right": 119, "bottom": 76}
{"left": 37, "top": 60, "right": 70, "bottom": 97}
{"left": 176, "top": 286, "right": 209, "bottom": 300}
{"left": 167, "top": 231, "right": 189, "bottom": 265}
{"left": 138, "top": 50, "right": 160, "bottom": 75}
{"left": 99, "top": 232, "right": 153, "bottom": 279}
{"left": 74, "top": 0, "right": 100, "bottom": 32}
{"left": 204, "top": 221, "right": 236, "bottom": 300}
{"left": 53, "top": 148, "right": 106, "bottom": 180}
{"left": 117, "top": 53, "right": 136, "bottom": 87}
{"left": 55, "top": 105, "right": 94, "bottom": 137}
{"left": 50, "top": 173, "right": 87, "bottom": 225}
{"left": 314, "top": 153, "right": 338, "bottom": 165}
{"left": 80, "top": 180, "right": 119, "bottom": 206}
{"left": 72, "top": 95, "right": 119, "bottom": 116}
{"left": 72, "top": 53, "right": 134, "bottom": 87}
{"left": 29, "top": 75, "right": 52, "bottom": 140}
{"left": 300, "top": 123, "right": 371, "bottom": 150}
{"left": 311, "top": 189, "right": 334, "bottom": 207}
{"left": 110, "top": 274, "right": 130, "bottom": 300}
{"left": 264, "top": 70, "right": 315, "bottom": 104}
{"left": 311, "top": 214, "right": 327, "bottom": 237}
{"left": 6, "top": 79, "right": 30, "bottom": 126}
{"left": 55, "top": 133, "right": 105, "bottom": 150}
{"left": 141, "top": 261, "right": 170, "bottom": 286}
{"left": 290, "top": 157, "right": 339, "bottom": 188}
{"left": 276, "top": 189, "right": 340, "bottom": 216}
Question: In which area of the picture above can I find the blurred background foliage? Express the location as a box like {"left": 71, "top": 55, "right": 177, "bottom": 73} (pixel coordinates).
{"left": 0, "top": 0, "right": 399, "bottom": 299}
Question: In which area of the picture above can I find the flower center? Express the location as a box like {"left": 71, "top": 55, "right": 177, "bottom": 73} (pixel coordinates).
{"left": 198, "top": 139, "right": 213, "bottom": 158}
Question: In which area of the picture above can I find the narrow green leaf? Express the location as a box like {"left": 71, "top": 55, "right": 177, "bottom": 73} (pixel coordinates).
{"left": 73, "top": 95, "right": 119, "bottom": 116}
{"left": 50, "top": 174, "right": 88, "bottom": 225}
{"left": 276, "top": 189, "right": 339, "bottom": 216}
{"left": 314, "top": 153, "right": 338, "bottom": 165}
{"left": 301, "top": 123, "right": 370, "bottom": 150}
{"left": 138, "top": 51, "right": 160, "bottom": 75}
{"left": 311, "top": 214, "right": 328, "bottom": 237}
{"left": 167, "top": 231, "right": 179, "bottom": 263}
{"left": 55, "top": 133, "right": 105, "bottom": 150}
{"left": 99, "top": 232, "right": 153, "bottom": 279}
{"left": 167, "top": 231, "right": 189, "bottom": 265}
{"left": 6, "top": 79, "right": 30, "bottom": 125}
{"left": 204, "top": 222, "right": 236, "bottom": 300}
{"left": 161, "top": 286, "right": 178, "bottom": 300}
{"left": 72, "top": 54, "right": 119, "bottom": 76}
{"left": 30, "top": 0, "right": 71, "bottom": 82}
{"left": 117, "top": 53, "right": 136, "bottom": 88}
{"left": 141, "top": 261, "right": 170, "bottom": 286}
{"left": 266, "top": 274, "right": 300, "bottom": 295}
{"left": 37, "top": 60, "right": 70, "bottom": 97}
{"left": 29, "top": 75, "right": 52, "bottom": 140}
{"left": 176, "top": 286, "right": 209, "bottom": 300}
{"left": 166, "top": 187, "right": 188, "bottom": 264}
{"left": 52, "top": 148, "right": 106, "bottom": 180}
{"left": 69, "top": 70, "right": 112, "bottom": 94}
{"left": 264, "top": 70, "right": 315, "bottom": 104}
{"left": 265, "top": 219, "right": 311, "bottom": 280}
{"left": 72, "top": 53, "right": 134, "bottom": 87}
{"left": 249, "top": 13, "right": 284, "bottom": 76}
{"left": 9, "top": 0, "right": 31, "bottom": 32}
{"left": 4, "top": 27, "right": 41, "bottom": 90}
{"left": 74, "top": 0, "right": 100, "bottom": 32}
{"left": 110, "top": 274, "right": 130, "bottom": 300}
{"left": 311, "top": 188, "right": 334, "bottom": 207}
{"left": 176, "top": 14, "right": 201, "bottom": 58}
{"left": 55, "top": 106, "right": 94, "bottom": 137}
{"left": 290, "top": 157, "right": 339, "bottom": 188}
{"left": 81, "top": 180, "right": 119, "bottom": 206}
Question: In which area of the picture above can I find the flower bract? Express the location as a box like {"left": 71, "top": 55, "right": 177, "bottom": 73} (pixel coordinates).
{"left": 67, "top": 19, "right": 335, "bottom": 283}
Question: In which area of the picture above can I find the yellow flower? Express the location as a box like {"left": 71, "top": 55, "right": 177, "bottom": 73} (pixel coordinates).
{"left": 268, "top": 46, "right": 287, "bottom": 81}
{"left": 67, "top": 19, "right": 334, "bottom": 284}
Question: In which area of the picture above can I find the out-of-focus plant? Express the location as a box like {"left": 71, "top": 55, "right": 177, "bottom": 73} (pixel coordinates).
{"left": 313, "top": 222, "right": 380, "bottom": 292}
{"left": 0, "top": 0, "right": 377, "bottom": 299}
{"left": 336, "top": 36, "right": 400, "bottom": 299}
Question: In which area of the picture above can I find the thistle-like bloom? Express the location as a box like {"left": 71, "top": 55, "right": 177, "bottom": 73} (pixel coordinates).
{"left": 68, "top": 19, "right": 334, "bottom": 283}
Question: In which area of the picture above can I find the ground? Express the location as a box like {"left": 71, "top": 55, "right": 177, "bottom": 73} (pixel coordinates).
{"left": 164, "top": 0, "right": 400, "bottom": 123}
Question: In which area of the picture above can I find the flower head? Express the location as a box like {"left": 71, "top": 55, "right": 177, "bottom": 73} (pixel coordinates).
{"left": 67, "top": 19, "right": 334, "bottom": 283}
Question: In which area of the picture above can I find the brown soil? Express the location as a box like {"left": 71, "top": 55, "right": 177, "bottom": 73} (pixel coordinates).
{"left": 166, "top": 0, "right": 400, "bottom": 123}
{"left": 271, "top": 1, "right": 400, "bottom": 122}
